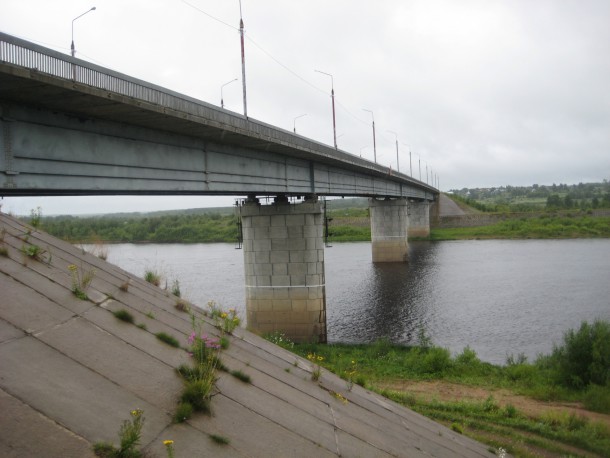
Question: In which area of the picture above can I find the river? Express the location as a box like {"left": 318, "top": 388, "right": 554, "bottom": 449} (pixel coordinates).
{"left": 98, "top": 239, "right": 610, "bottom": 365}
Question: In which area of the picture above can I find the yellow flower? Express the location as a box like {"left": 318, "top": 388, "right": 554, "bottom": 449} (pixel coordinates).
{"left": 163, "top": 440, "right": 174, "bottom": 446}
{"left": 130, "top": 409, "right": 142, "bottom": 417}
{"left": 220, "top": 312, "right": 228, "bottom": 319}
{"left": 317, "top": 355, "right": 324, "bottom": 361}
{"left": 68, "top": 264, "right": 77, "bottom": 272}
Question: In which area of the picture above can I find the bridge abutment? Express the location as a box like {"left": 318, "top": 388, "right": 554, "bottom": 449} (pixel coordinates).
{"left": 241, "top": 196, "right": 327, "bottom": 343}
{"left": 369, "top": 197, "right": 409, "bottom": 262}
{"left": 408, "top": 199, "right": 431, "bottom": 238}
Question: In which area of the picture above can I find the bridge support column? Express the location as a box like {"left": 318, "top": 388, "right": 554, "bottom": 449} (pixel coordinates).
{"left": 241, "top": 196, "right": 327, "bottom": 343}
{"left": 369, "top": 197, "right": 409, "bottom": 262}
{"left": 407, "top": 199, "right": 431, "bottom": 238}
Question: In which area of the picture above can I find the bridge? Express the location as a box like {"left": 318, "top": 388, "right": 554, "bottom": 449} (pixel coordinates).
{"left": 0, "top": 32, "right": 439, "bottom": 342}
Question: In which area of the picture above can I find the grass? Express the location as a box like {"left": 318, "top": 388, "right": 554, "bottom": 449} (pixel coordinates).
{"left": 279, "top": 338, "right": 610, "bottom": 457}
{"left": 230, "top": 369, "right": 251, "bottom": 383}
{"left": 431, "top": 215, "right": 610, "bottom": 240}
{"left": 155, "top": 332, "right": 180, "bottom": 348}
{"left": 113, "top": 309, "right": 135, "bottom": 324}
{"left": 209, "top": 434, "right": 230, "bottom": 445}
{"left": 144, "top": 269, "right": 161, "bottom": 286}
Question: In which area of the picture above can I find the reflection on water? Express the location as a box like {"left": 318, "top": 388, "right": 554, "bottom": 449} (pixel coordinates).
{"left": 104, "top": 239, "right": 610, "bottom": 364}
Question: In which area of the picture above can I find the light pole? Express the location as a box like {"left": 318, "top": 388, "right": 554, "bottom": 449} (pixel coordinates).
{"left": 363, "top": 109, "right": 376, "bottom": 163}
{"left": 387, "top": 130, "right": 399, "bottom": 172}
{"left": 238, "top": 0, "right": 248, "bottom": 117}
{"left": 221, "top": 78, "right": 238, "bottom": 109}
{"left": 315, "top": 70, "right": 337, "bottom": 149}
{"left": 293, "top": 114, "right": 307, "bottom": 133}
{"left": 71, "top": 7, "right": 96, "bottom": 58}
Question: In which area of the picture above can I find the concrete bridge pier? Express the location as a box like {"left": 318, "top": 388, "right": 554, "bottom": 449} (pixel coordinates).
{"left": 241, "top": 195, "right": 327, "bottom": 343}
{"left": 369, "top": 197, "right": 409, "bottom": 262}
{"left": 408, "top": 199, "right": 431, "bottom": 238}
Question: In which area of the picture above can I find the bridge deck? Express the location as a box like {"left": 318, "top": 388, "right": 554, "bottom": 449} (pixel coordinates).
{"left": 0, "top": 32, "right": 437, "bottom": 200}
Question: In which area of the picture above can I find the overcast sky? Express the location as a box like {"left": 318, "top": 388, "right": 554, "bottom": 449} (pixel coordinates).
{"left": 1, "top": 0, "right": 609, "bottom": 215}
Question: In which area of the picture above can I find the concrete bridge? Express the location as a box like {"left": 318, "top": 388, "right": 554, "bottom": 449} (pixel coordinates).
{"left": 0, "top": 32, "right": 439, "bottom": 342}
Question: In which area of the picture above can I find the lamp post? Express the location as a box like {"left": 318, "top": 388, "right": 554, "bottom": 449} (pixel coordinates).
{"left": 293, "top": 114, "right": 307, "bottom": 133}
{"left": 238, "top": 0, "right": 248, "bottom": 117}
{"left": 71, "top": 7, "right": 96, "bottom": 58}
{"left": 363, "top": 109, "right": 376, "bottom": 163}
{"left": 315, "top": 70, "right": 337, "bottom": 149}
{"left": 221, "top": 78, "right": 238, "bottom": 109}
{"left": 387, "top": 130, "right": 399, "bottom": 172}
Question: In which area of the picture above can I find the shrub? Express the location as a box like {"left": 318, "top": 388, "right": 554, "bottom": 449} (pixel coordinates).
{"left": 583, "top": 384, "right": 610, "bottom": 414}
{"left": 421, "top": 347, "right": 453, "bottom": 374}
{"left": 549, "top": 320, "right": 610, "bottom": 388}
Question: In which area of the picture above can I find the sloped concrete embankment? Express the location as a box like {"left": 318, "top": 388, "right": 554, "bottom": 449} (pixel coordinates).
{"left": 0, "top": 212, "right": 495, "bottom": 457}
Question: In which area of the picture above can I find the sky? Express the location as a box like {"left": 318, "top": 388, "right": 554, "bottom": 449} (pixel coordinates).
{"left": 1, "top": 0, "right": 609, "bottom": 215}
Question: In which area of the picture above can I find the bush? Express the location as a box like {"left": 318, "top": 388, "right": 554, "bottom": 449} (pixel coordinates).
{"left": 421, "top": 347, "right": 453, "bottom": 375}
{"left": 583, "top": 385, "right": 610, "bottom": 414}
{"left": 549, "top": 320, "right": 610, "bottom": 388}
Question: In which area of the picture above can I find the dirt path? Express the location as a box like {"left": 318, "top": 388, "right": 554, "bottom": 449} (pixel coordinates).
{"left": 377, "top": 379, "right": 610, "bottom": 429}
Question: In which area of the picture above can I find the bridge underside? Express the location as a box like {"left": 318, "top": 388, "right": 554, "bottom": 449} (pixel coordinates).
{"left": 0, "top": 103, "right": 433, "bottom": 200}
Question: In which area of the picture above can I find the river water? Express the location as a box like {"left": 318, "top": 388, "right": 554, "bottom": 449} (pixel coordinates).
{"left": 100, "top": 239, "right": 610, "bottom": 365}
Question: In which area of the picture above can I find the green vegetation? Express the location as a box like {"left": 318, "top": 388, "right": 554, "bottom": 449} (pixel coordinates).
{"left": 230, "top": 369, "right": 251, "bottom": 383}
{"left": 143, "top": 269, "right": 161, "bottom": 287}
{"left": 271, "top": 320, "right": 610, "bottom": 457}
{"left": 209, "top": 434, "right": 230, "bottom": 445}
{"left": 68, "top": 263, "right": 95, "bottom": 300}
{"left": 431, "top": 215, "right": 610, "bottom": 240}
{"left": 155, "top": 332, "right": 180, "bottom": 348}
{"left": 450, "top": 180, "right": 610, "bottom": 212}
{"left": 93, "top": 409, "right": 145, "bottom": 458}
{"left": 39, "top": 212, "right": 240, "bottom": 243}
{"left": 113, "top": 309, "right": 135, "bottom": 324}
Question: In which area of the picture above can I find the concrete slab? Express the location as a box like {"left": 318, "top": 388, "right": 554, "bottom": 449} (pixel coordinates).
{"left": 35, "top": 316, "right": 184, "bottom": 413}
{"left": 0, "top": 271, "right": 75, "bottom": 334}
{"left": 0, "top": 388, "right": 95, "bottom": 458}
{"left": 143, "top": 422, "right": 247, "bottom": 458}
{"left": 188, "top": 394, "right": 338, "bottom": 458}
{"left": 0, "top": 317, "right": 24, "bottom": 343}
{"left": 215, "top": 373, "right": 338, "bottom": 452}
{"left": 0, "top": 337, "right": 169, "bottom": 446}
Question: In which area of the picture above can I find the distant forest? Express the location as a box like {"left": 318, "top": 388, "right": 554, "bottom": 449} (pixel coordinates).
{"left": 449, "top": 180, "right": 610, "bottom": 212}
{"left": 23, "top": 181, "right": 610, "bottom": 243}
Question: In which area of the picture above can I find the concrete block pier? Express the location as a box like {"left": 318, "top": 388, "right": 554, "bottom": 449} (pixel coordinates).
{"left": 408, "top": 199, "right": 431, "bottom": 238}
{"left": 241, "top": 196, "right": 327, "bottom": 343}
{"left": 369, "top": 197, "right": 409, "bottom": 262}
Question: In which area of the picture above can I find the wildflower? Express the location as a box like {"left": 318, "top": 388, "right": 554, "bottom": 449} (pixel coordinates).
{"left": 220, "top": 312, "right": 228, "bottom": 319}
{"left": 68, "top": 264, "right": 77, "bottom": 272}
{"left": 187, "top": 332, "right": 196, "bottom": 345}
{"left": 130, "top": 409, "right": 142, "bottom": 417}
{"left": 163, "top": 440, "right": 174, "bottom": 446}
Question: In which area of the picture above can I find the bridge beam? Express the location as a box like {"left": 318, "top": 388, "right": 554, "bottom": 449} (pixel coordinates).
{"left": 241, "top": 196, "right": 327, "bottom": 343}
{"left": 369, "top": 197, "right": 409, "bottom": 262}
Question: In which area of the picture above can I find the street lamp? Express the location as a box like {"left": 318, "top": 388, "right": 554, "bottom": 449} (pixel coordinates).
{"left": 315, "top": 70, "right": 337, "bottom": 149}
{"left": 387, "top": 130, "right": 399, "bottom": 172}
{"left": 363, "top": 109, "right": 376, "bottom": 163}
{"left": 238, "top": 0, "right": 248, "bottom": 117}
{"left": 71, "top": 7, "right": 96, "bottom": 58}
{"left": 293, "top": 114, "right": 307, "bottom": 133}
{"left": 221, "top": 78, "right": 238, "bottom": 109}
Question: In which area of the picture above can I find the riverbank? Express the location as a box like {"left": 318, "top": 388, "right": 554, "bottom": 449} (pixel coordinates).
{"left": 269, "top": 334, "right": 610, "bottom": 458}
